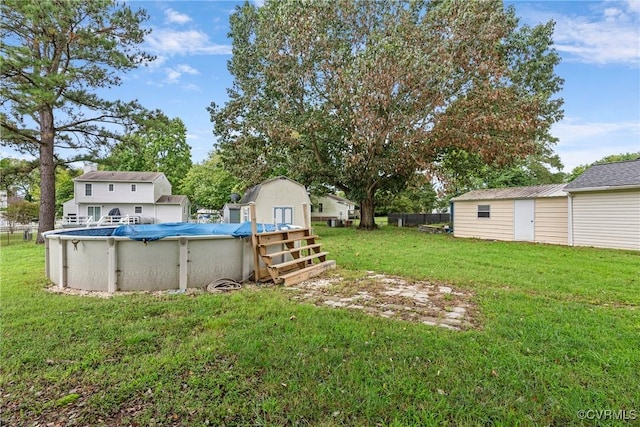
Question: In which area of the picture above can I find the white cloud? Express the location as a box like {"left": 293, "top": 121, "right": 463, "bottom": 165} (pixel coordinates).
{"left": 164, "top": 64, "right": 200, "bottom": 83}
{"left": 518, "top": 1, "right": 640, "bottom": 66}
{"left": 553, "top": 16, "right": 640, "bottom": 65}
{"left": 552, "top": 117, "right": 640, "bottom": 170}
{"left": 146, "top": 29, "right": 232, "bottom": 56}
{"left": 165, "top": 8, "right": 191, "bottom": 25}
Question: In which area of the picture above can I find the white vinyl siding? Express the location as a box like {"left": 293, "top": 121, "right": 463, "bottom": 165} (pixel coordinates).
{"left": 454, "top": 197, "right": 568, "bottom": 245}
{"left": 571, "top": 190, "right": 640, "bottom": 250}
{"left": 453, "top": 200, "right": 513, "bottom": 241}
{"left": 534, "top": 197, "right": 568, "bottom": 245}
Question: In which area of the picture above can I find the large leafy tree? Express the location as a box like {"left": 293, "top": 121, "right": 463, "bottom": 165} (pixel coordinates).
{"left": 181, "top": 153, "right": 243, "bottom": 210}
{"left": 0, "top": 157, "right": 39, "bottom": 200}
{"left": 1, "top": 0, "right": 153, "bottom": 241}
{"left": 442, "top": 147, "right": 565, "bottom": 196}
{"left": 210, "top": 0, "right": 563, "bottom": 229}
{"left": 105, "top": 112, "right": 192, "bottom": 194}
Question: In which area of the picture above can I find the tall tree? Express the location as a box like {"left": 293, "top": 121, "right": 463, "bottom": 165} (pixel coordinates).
{"left": 181, "top": 153, "right": 243, "bottom": 210}
{"left": 210, "top": 0, "right": 563, "bottom": 229}
{"left": 1, "top": 0, "right": 153, "bottom": 242}
{"left": 0, "top": 157, "right": 39, "bottom": 200}
{"left": 106, "top": 112, "right": 193, "bottom": 194}
{"left": 441, "top": 147, "right": 565, "bottom": 196}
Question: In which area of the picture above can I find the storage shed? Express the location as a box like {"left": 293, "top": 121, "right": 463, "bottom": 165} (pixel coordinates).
{"left": 451, "top": 184, "right": 568, "bottom": 245}
{"left": 239, "top": 176, "right": 311, "bottom": 228}
{"left": 565, "top": 159, "right": 640, "bottom": 251}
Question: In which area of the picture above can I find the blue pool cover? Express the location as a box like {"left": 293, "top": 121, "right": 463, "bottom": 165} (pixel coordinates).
{"left": 112, "top": 222, "right": 275, "bottom": 241}
{"left": 55, "top": 222, "right": 276, "bottom": 241}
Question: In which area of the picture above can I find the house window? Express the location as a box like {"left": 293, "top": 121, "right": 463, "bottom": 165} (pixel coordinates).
{"left": 131, "top": 184, "right": 137, "bottom": 192}
{"left": 134, "top": 206, "right": 143, "bottom": 214}
{"left": 477, "top": 205, "right": 490, "bottom": 218}
{"left": 85, "top": 183, "right": 92, "bottom": 196}
{"left": 108, "top": 183, "right": 114, "bottom": 192}
{"left": 318, "top": 203, "right": 323, "bottom": 213}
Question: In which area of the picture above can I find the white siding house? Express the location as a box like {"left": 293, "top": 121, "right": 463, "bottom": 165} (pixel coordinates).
{"left": 239, "top": 176, "right": 311, "bottom": 227}
{"left": 565, "top": 159, "right": 640, "bottom": 251}
{"left": 451, "top": 184, "right": 568, "bottom": 245}
{"left": 62, "top": 171, "right": 190, "bottom": 226}
{"left": 311, "top": 194, "right": 358, "bottom": 222}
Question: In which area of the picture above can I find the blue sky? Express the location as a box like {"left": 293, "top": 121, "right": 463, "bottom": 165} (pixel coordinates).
{"left": 5, "top": 1, "right": 640, "bottom": 173}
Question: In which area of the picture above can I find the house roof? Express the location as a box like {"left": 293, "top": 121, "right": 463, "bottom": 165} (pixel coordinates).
{"left": 325, "top": 194, "right": 357, "bottom": 205}
{"left": 564, "top": 159, "right": 640, "bottom": 191}
{"left": 239, "top": 176, "right": 306, "bottom": 204}
{"left": 156, "top": 195, "right": 188, "bottom": 205}
{"left": 451, "top": 184, "right": 567, "bottom": 202}
{"left": 75, "top": 171, "right": 165, "bottom": 182}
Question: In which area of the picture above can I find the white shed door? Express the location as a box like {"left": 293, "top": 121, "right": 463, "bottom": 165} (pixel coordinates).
{"left": 514, "top": 199, "right": 535, "bottom": 241}
{"left": 274, "top": 207, "right": 293, "bottom": 225}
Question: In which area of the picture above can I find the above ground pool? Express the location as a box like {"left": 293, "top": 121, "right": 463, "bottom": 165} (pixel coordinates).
{"left": 44, "top": 222, "right": 274, "bottom": 293}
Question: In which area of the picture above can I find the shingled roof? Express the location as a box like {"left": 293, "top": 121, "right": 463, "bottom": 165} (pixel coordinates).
{"left": 565, "top": 159, "right": 640, "bottom": 191}
{"left": 451, "top": 184, "right": 567, "bottom": 201}
{"left": 75, "top": 171, "right": 165, "bottom": 182}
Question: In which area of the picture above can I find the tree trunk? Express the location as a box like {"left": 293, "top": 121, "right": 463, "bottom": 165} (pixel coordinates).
{"left": 358, "top": 191, "right": 378, "bottom": 230}
{"left": 37, "top": 109, "right": 56, "bottom": 244}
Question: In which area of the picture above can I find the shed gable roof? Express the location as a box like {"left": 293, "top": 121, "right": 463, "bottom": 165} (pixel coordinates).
{"left": 564, "top": 159, "right": 640, "bottom": 191}
{"left": 452, "top": 184, "right": 567, "bottom": 202}
{"left": 239, "top": 176, "right": 307, "bottom": 204}
{"left": 75, "top": 171, "right": 165, "bottom": 183}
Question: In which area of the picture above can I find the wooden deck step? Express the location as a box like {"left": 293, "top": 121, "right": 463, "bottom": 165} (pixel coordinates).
{"left": 278, "top": 260, "right": 337, "bottom": 286}
{"left": 258, "top": 235, "right": 319, "bottom": 247}
{"left": 262, "top": 244, "right": 323, "bottom": 259}
{"left": 268, "top": 252, "right": 329, "bottom": 272}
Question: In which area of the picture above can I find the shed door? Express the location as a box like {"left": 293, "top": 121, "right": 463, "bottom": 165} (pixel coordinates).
{"left": 274, "top": 206, "right": 293, "bottom": 225}
{"left": 514, "top": 199, "right": 535, "bottom": 241}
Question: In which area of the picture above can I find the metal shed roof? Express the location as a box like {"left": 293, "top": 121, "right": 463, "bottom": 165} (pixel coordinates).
{"left": 564, "top": 159, "right": 640, "bottom": 191}
{"left": 451, "top": 184, "right": 567, "bottom": 201}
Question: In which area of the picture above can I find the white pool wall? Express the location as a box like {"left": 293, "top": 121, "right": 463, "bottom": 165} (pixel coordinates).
{"left": 44, "top": 229, "right": 254, "bottom": 292}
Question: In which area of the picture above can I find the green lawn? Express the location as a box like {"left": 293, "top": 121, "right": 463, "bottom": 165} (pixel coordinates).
{"left": 1, "top": 226, "right": 638, "bottom": 426}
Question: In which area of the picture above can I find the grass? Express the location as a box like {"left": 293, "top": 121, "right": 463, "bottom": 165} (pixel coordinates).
{"left": 1, "top": 226, "right": 639, "bottom": 426}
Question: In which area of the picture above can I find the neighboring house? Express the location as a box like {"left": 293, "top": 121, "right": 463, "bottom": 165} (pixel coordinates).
{"left": 238, "top": 176, "right": 311, "bottom": 227}
{"left": 451, "top": 184, "right": 568, "bottom": 245}
{"left": 564, "top": 159, "right": 640, "bottom": 251}
{"left": 222, "top": 203, "right": 241, "bottom": 223}
{"left": 311, "top": 194, "right": 358, "bottom": 222}
{"left": 62, "top": 170, "right": 190, "bottom": 226}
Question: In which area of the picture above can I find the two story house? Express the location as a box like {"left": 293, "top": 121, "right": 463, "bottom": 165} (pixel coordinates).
{"left": 62, "top": 169, "right": 190, "bottom": 227}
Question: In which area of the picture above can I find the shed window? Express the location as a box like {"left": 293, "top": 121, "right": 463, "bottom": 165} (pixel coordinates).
{"left": 477, "top": 205, "right": 490, "bottom": 218}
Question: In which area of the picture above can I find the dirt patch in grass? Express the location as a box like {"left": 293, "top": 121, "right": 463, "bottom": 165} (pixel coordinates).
{"left": 284, "top": 271, "right": 479, "bottom": 331}
{"left": 45, "top": 273, "right": 479, "bottom": 330}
